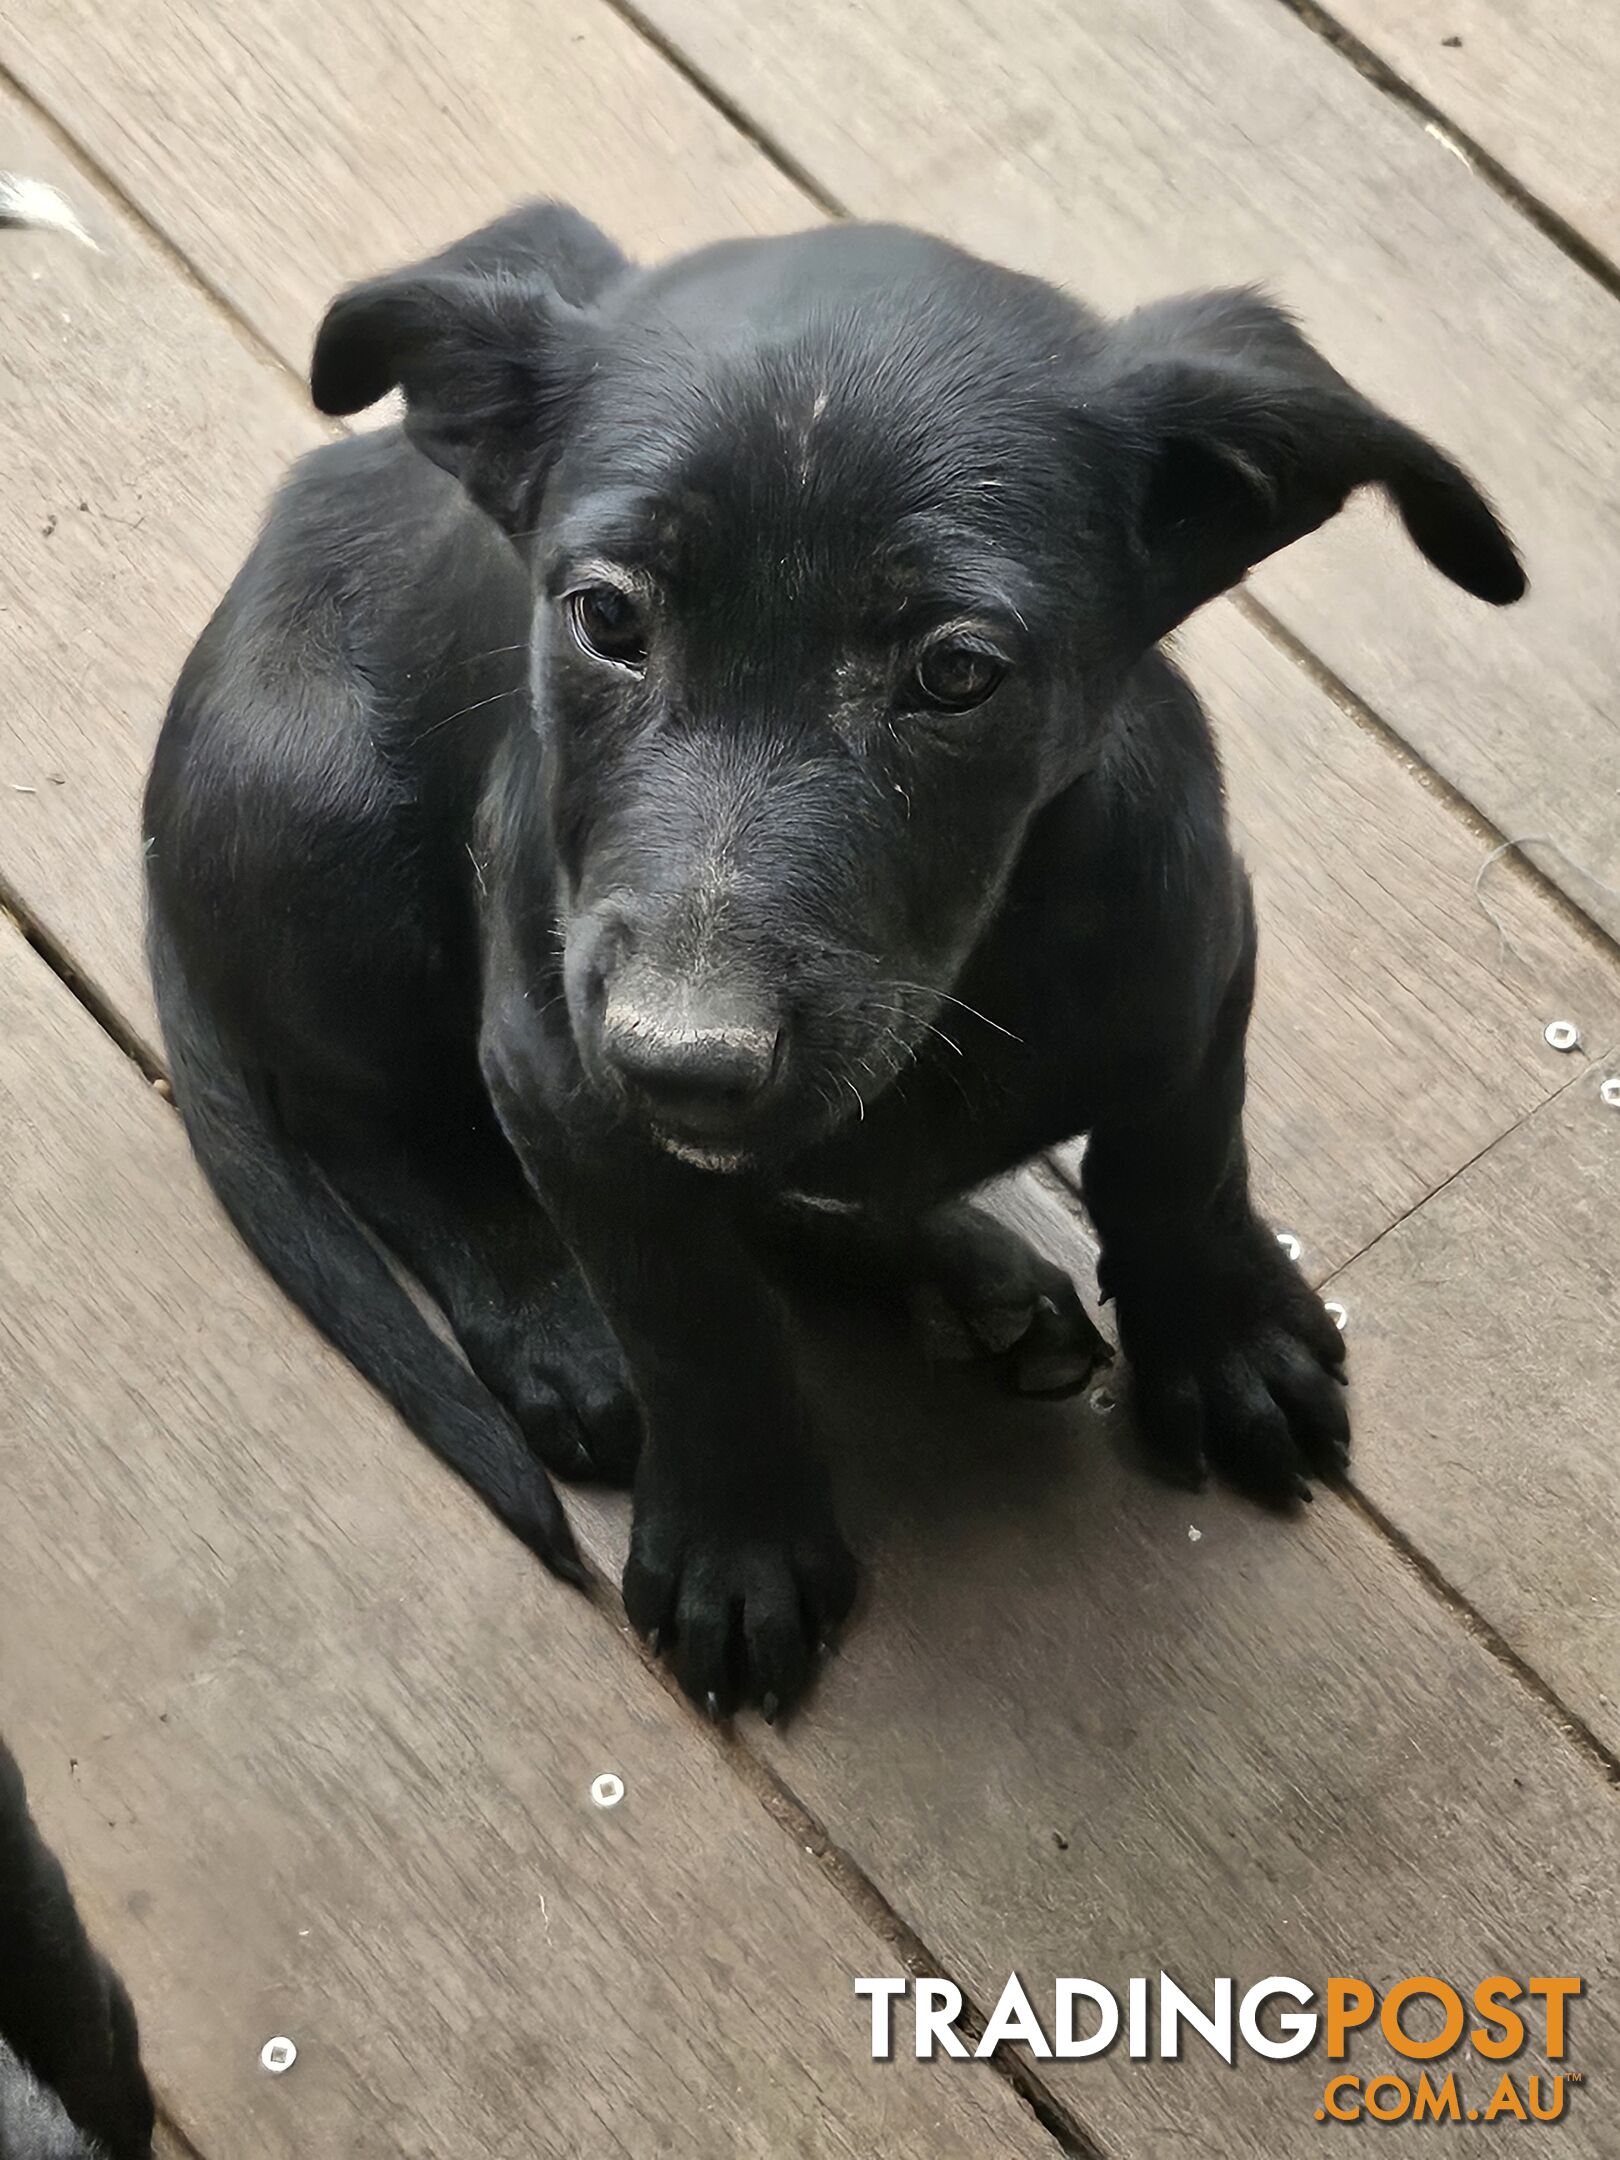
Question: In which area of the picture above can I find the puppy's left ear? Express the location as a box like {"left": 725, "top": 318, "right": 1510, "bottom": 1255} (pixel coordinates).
{"left": 311, "top": 207, "right": 612, "bottom": 532}
{"left": 1092, "top": 290, "right": 1525, "bottom": 645}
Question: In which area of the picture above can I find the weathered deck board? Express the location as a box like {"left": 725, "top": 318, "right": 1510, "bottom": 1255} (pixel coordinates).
{"left": 1332, "top": 0, "right": 1620, "bottom": 267}
{"left": 1329, "top": 1063, "right": 1620, "bottom": 1752}
{"left": 631, "top": 0, "right": 1620, "bottom": 939}
{"left": 0, "top": 919, "right": 1060, "bottom": 2160}
{"left": 1, "top": 0, "right": 810, "bottom": 373}
{"left": 0, "top": 95, "right": 324, "bottom": 1043}
{"left": 675, "top": 1168, "right": 1617, "bottom": 2157}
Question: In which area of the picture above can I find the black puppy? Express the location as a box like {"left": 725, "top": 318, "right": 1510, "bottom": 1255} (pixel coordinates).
{"left": 0, "top": 1739, "right": 154, "bottom": 2159}
{"left": 145, "top": 206, "right": 1521, "bottom": 1718}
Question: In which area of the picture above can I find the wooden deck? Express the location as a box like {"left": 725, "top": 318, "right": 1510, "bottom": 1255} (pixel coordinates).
{"left": 2, "top": 2, "right": 1616, "bottom": 2152}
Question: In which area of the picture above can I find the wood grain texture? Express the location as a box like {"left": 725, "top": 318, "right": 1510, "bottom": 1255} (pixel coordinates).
{"left": 652, "top": 1169, "right": 1619, "bottom": 2159}
{"left": 632, "top": 0, "right": 1620, "bottom": 939}
{"left": 0, "top": 93, "right": 325, "bottom": 1045}
{"left": 0, "top": 923, "right": 1058, "bottom": 2160}
{"left": 0, "top": 0, "right": 812, "bottom": 375}
{"left": 1329, "top": 0, "right": 1620, "bottom": 265}
{"left": 1330, "top": 1063, "right": 1620, "bottom": 1752}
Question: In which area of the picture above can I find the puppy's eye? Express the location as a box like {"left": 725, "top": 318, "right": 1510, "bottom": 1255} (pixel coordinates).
{"left": 912, "top": 638, "right": 1006, "bottom": 713}
{"left": 567, "top": 584, "right": 647, "bottom": 671}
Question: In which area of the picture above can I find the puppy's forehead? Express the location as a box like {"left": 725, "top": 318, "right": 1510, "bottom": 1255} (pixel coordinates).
{"left": 562, "top": 228, "right": 1088, "bottom": 602}
{"left": 607, "top": 221, "right": 1082, "bottom": 345}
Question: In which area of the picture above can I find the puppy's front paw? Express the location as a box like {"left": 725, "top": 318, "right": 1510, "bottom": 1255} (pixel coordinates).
{"left": 623, "top": 1472, "right": 856, "bottom": 1720}
{"left": 1107, "top": 1221, "right": 1349, "bottom": 1505}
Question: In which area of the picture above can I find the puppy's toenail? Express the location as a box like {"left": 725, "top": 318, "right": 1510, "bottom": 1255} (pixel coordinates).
{"left": 761, "top": 1692, "right": 781, "bottom": 1725}
{"left": 647, "top": 1626, "right": 663, "bottom": 1655}
{"left": 706, "top": 1690, "right": 722, "bottom": 1722}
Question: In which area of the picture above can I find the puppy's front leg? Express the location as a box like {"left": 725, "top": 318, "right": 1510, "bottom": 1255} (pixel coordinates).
{"left": 1082, "top": 928, "right": 1350, "bottom": 1504}
{"left": 558, "top": 1166, "right": 854, "bottom": 1718}
{"left": 486, "top": 1037, "right": 854, "bottom": 1718}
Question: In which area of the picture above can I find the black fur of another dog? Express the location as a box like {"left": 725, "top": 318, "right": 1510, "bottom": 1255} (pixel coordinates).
{"left": 0, "top": 1739, "right": 154, "bottom": 2159}
{"left": 144, "top": 206, "right": 1523, "bottom": 1719}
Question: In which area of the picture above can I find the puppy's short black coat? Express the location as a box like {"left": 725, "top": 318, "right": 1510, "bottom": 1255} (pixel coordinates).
{"left": 0, "top": 1738, "right": 154, "bottom": 2159}
{"left": 145, "top": 206, "right": 1522, "bottom": 1717}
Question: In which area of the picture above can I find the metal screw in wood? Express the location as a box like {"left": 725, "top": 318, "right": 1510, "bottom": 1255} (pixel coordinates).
{"left": 1543, "top": 1019, "right": 1581, "bottom": 1052}
{"left": 591, "top": 1773, "right": 625, "bottom": 1809}
{"left": 260, "top": 2037, "right": 297, "bottom": 2074}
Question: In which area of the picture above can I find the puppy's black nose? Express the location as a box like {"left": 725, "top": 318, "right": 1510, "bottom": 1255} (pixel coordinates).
{"left": 601, "top": 989, "right": 781, "bottom": 1130}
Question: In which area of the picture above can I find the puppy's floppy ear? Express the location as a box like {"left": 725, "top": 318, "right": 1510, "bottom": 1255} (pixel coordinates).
{"left": 310, "top": 203, "right": 628, "bottom": 532}
{"left": 1092, "top": 289, "right": 1525, "bottom": 644}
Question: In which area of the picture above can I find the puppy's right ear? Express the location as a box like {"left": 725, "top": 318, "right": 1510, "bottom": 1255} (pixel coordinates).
{"left": 1089, "top": 289, "right": 1525, "bottom": 646}
{"left": 311, "top": 205, "right": 620, "bottom": 532}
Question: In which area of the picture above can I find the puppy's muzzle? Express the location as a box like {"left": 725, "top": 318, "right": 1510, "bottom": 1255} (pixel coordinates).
{"left": 599, "top": 968, "right": 783, "bottom": 1144}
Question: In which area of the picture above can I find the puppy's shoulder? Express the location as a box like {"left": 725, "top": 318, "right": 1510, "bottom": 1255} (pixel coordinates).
{"left": 266, "top": 424, "right": 509, "bottom": 608}
{"left": 1087, "top": 646, "right": 1229, "bottom": 879}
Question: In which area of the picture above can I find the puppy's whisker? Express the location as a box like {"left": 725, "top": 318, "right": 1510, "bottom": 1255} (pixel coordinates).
{"left": 932, "top": 993, "right": 1022, "bottom": 1042}
{"left": 862, "top": 999, "right": 961, "bottom": 1062}
{"left": 435, "top": 641, "right": 531, "bottom": 675}
{"left": 886, "top": 980, "right": 1023, "bottom": 1043}
{"left": 416, "top": 685, "right": 525, "bottom": 740}
{"left": 407, "top": 642, "right": 532, "bottom": 709}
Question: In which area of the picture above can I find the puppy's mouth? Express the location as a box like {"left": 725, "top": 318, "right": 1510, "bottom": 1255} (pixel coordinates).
{"left": 652, "top": 1128, "right": 755, "bottom": 1175}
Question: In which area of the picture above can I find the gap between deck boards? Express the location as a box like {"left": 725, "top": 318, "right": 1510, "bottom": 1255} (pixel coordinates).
{"left": 1270, "top": 0, "right": 1620, "bottom": 306}
{"left": 2, "top": 0, "right": 1614, "bottom": 1841}
{"left": 4, "top": 21, "right": 1616, "bottom": 2151}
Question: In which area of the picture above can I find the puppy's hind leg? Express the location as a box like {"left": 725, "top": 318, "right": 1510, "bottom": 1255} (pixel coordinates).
{"left": 766, "top": 1195, "right": 1112, "bottom": 1399}
{"left": 306, "top": 1111, "right": 642, "bottom": 1488}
